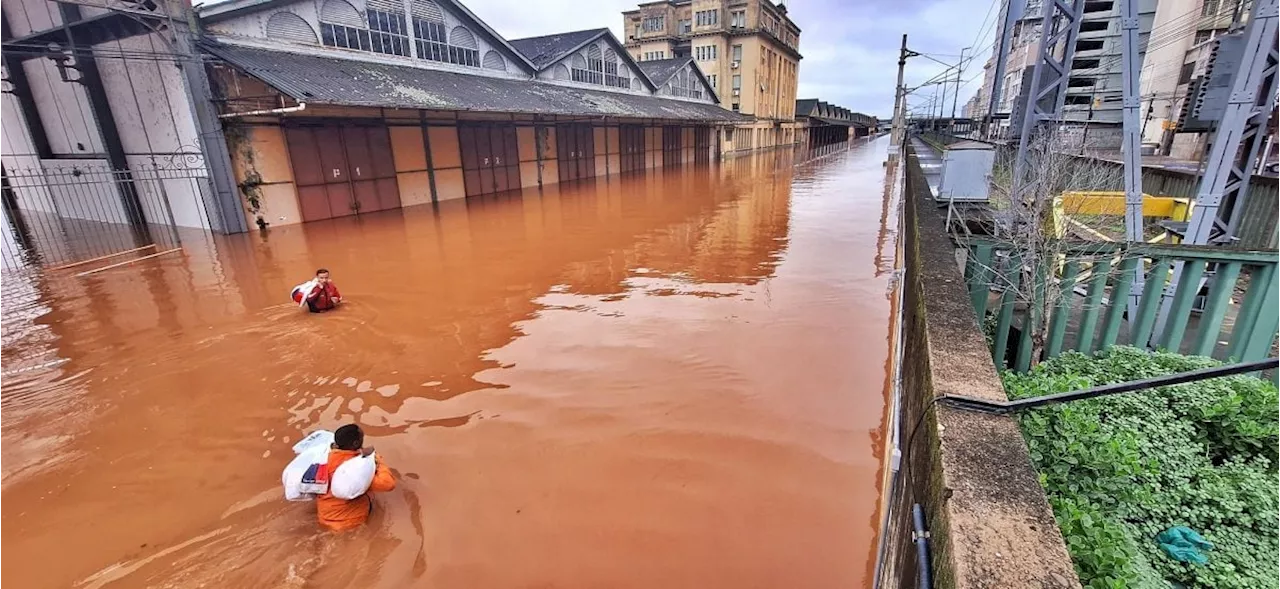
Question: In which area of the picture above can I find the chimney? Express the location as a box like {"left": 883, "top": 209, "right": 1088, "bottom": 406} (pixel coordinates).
{"left": 776, "top": 2, "right": 788, "bottom": 15}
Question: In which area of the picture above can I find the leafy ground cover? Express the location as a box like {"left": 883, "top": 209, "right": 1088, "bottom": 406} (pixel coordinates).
{"left": 1002, "top": 347, "right": 1279, "bottom": 589}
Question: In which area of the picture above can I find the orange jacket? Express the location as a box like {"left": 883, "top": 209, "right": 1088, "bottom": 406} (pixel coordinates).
{"left": 316, "top": 449, "right": 396, "bottom": 531}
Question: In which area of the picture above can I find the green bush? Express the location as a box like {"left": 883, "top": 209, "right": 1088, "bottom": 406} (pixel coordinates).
{"left": 1003, "top": 347, "right": 1279, "bottom": 589}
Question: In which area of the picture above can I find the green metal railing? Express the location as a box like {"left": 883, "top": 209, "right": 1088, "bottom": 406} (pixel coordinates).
{"left": 961, "top": 239, "right": 1280, "bottom": 371}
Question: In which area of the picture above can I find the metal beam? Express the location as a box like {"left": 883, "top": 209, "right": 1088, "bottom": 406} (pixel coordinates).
{"left": 984, "top": 0, "right": 1026, "bottom": 139}
{"left": 1012, "top": 0, "right": 1087, "bottom": 205}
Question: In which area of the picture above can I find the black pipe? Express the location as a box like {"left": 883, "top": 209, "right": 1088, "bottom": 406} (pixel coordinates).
{"left": 912, "top": 503, "right": 932, "bottom": 589}
{"left": 941, "top": 357, "right": 1279, "bottom": 415}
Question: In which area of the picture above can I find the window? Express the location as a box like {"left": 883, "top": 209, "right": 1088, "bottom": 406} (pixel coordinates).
{"left": 642, "top": 16, "right": 664, "bottom": 32}
{"left": 678, "top": 19, "right": 691, "bottom": 34}
{"left": 695, "top": 45, "right": 717, "bottom": 61}
{"left": 731, "top": 44, "right": 742, "bottom": 61}
{"left": 707, "top": 74, "right": 717, "bottom": 88}
{"left": 573, "top": 46, "right": 631, "bottom": 89}
{"left": 322, "top": 22, "right": 371, "bottom": 50}
{"left": 1201, "top": 0, "right": 1220, "bottom": 16}
{"left": 732, "top": 102, "right": 739, "bottom": 112}
{"left": 1178, "top": 62, "right": 1196, "bottom": 85}
{"left": 412, "top": 20, "right": 479, "bottom": 67}
{"left": 730, "top": 10, "right": 745, "bottom": 28}
{"left": 695, "top": 9, "right": 718, "bottom": 26}
{"left": 367, "top": 9, "right": 410, "bottom": 56}
{"left": 731, "top": 74, "right": 741, "bottom": 89}
{"left": 665, "top": 68, "right": 703, "bottom": 99}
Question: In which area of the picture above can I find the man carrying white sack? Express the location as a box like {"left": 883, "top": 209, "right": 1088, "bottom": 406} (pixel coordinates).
{"left": 313, "top": 424, "right": 396, "bottom": 531}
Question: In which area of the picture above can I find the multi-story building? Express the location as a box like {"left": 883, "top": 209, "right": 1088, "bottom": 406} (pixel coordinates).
{"left": 622, "top": 0, "right": 804, "bottom": 154}
{"left": 973, "top": 0, "right": 1157, "bottom": 152}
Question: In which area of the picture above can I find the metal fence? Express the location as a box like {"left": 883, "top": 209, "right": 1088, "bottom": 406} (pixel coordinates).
{"left": 2, "top": 159, "right": 215, "bottom": 274}
{"left": 961, "top": 238, "right": 1279, "bottom": 372}
{"left": 919, "top": 131, "right": 1280, "bottom": 249}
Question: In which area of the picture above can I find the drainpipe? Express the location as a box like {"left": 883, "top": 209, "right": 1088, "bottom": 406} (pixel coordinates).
{"left": 913, "top": 504, "right": 933, "bottom": 589}
{"left": 218, "top": 103, "right": 307, "bottom": 119}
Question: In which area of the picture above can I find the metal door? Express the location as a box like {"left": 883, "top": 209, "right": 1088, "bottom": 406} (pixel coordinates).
{"left": 286, "top": 127, "right": 334, "bottom": 222}
{"left": 502, "top": 126, "right": 520, "bottom": 192}
{"left": 366, "top": 126, "right": 401, "bottom": 210}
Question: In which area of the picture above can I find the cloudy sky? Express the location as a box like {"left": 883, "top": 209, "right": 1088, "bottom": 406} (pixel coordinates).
{"left": 464, "top": 0, "right": 1000, "bottom": 117}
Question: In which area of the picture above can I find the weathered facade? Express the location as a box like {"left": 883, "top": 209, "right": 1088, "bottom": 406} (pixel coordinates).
{"left": 197, "top": 1, "right": 738, "bottom": 229}
{"left": 621, "top": 0, "right": 803, "bottom": 156}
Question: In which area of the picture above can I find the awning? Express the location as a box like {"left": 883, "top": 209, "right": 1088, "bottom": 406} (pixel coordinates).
{"left": 203, "top": 42, "right": 751, "bottom": 123}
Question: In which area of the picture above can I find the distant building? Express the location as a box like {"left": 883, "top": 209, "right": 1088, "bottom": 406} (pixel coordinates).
{"left": 622, "top": 0, "right": 804, "bottom": 154}
{"left": 974, "top": 0, "right": 1157, "bottom": 152}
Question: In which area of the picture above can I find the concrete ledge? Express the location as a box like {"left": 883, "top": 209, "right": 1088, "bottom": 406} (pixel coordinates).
{"left": 878, "top": 144, "right": 1079, "bottom": 589}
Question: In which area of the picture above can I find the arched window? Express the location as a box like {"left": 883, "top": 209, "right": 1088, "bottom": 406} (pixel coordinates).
{"left": 449, "top": 26, "right": 477, "bottom": 49}
{"left": 667, "top": 67, "right": 704, "bottom": 99}
{"left": 266, "top": 11, "right": 318, "bottom": 45}
{"left": 410, "top": 0, "right": 444, "bottom": 22}
{"left": 570, "top": 44, "right": 629, "bottom": 88}
{"left": 320, "top": 0, "right": 369, "bottom": 50}
{"left": 482, "top": 50, "right": 506, "bottom": 71}
{"left": 553, "top": 64, "right": 571, "bottom": 80}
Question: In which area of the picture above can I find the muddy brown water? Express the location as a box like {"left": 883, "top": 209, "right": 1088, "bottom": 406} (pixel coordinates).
{"left": 2, "top": 138, "right": 898, "bottom": 589}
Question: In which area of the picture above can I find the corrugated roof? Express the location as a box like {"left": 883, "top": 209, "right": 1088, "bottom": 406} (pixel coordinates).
{"left": 636, "top": 57, "right": 691, "bottom": 86}
{"left": 204, "top": 42, "right": 747, "bottom": 122}
{"left": 507, "top": 28, "right": 608, "bottom": 69}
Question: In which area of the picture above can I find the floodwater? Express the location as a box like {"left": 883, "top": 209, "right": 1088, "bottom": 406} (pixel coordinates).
{"left": 1, "top": 137, "right": 899, "bottom": 589}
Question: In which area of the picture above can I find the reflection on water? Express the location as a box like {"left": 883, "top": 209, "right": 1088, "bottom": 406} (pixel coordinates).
{"left": 1, "top": 140, "right": 896, "bottom": 589}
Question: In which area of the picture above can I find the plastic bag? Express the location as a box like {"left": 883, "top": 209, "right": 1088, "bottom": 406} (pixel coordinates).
{"left": 282, "top": 444, "right": 331, "bottom": 501}
{"left": 292, "top": 429, "right": 334, "bottom": 455}
{"left": 282, "top": 429, "right": 335, "bottom": 502}
{"left": 330, "top": 453, "right": 377, "bottom": 500}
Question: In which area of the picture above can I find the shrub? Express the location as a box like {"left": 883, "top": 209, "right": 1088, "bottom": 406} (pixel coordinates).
{"left": 1004, "top": 347, "right": 1279, "bottom": 589}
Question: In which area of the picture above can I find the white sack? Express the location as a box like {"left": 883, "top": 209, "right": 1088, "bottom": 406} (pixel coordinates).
{"left": 330, "top": 452, "right": 377, "bottom": 500}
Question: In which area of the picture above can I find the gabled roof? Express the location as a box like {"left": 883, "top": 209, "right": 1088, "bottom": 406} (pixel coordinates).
{"left": 196, "top": 0, "right": 536, "bottom": 72}
{"left": 203, "top": 42, "right": 748, "bottom": 122}
{"left": 636, "top": 56, "right": 719, "bottom": 104}
{"left": 635, "top": 58, "right": 688, "bottom": 87}
{"left": 507, "top": 28, "right": 657, "bottom": 91}
{"left": 795, "top": 98, "right": 818, "bottom": 117}
{"left": 507, "top": 28, "right": 607, "bottom": 69}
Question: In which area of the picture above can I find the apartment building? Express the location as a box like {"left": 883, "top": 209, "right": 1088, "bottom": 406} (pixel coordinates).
{"left": 622, "top": 0, "right": 804, "bottom": 154}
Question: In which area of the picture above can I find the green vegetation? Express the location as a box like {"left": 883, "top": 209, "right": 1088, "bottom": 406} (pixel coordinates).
{"left": 1003, "top": 347, "right": 1279, "bottom": 589}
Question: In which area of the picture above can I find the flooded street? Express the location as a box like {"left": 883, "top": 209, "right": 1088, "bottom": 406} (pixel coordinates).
{"left": 2, "top": 137, "right": 897, "bottom": 589}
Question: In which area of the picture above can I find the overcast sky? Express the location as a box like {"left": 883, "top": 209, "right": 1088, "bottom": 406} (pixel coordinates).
{"left": 466, "top": 0, "right": 999, "bottom": 117}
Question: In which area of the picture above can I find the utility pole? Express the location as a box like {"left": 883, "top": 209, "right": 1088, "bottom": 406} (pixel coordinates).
{"left": 951, "top": 47, "right": 967, "bottom": 120}
{"left": 891, "top": 34, "right": 910, "bottom": 149}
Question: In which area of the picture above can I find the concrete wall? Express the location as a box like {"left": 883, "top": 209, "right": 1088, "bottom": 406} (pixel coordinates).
{"left": 877, "top": 146, "right": 1080, "bottom": 589}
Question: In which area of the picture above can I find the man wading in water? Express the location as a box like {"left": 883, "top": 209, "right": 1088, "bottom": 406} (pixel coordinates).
{"left": 292, "top": 268, "right": 343, "bottom": 313}
{"left": 316, "top": 424, "right": 396, "bottom": 531}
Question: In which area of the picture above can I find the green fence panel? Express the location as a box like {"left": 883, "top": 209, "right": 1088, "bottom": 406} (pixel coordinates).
{"left": 992, "top": 253, "right": 1022, "bottom": 370}
{"left": 1100, "top": 257, "right": 1140, "bottom": 349}
{"left": 1227, "top": 264, "right": 1278, "bottom": 360}
{"left": 1046, "top": 260, "right": 1080, "bottom": 359}
{"left": 1077, "top": 258, "right": 1113, "bottom": 354}
{"left": 966, "top": 243, "right": 995, "bottom": 321}
{"left": 1160, "top": 260, "right": 1207, "bottom": 353}
{"left": 1132, "top": 258, "right": 1171, "bottom": 348}
{"left": 1192, "top": 262, "right": 1242, "bottom": 357}
{"left": 1240, "top": 265, "right": 1280, "bottom": 362}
